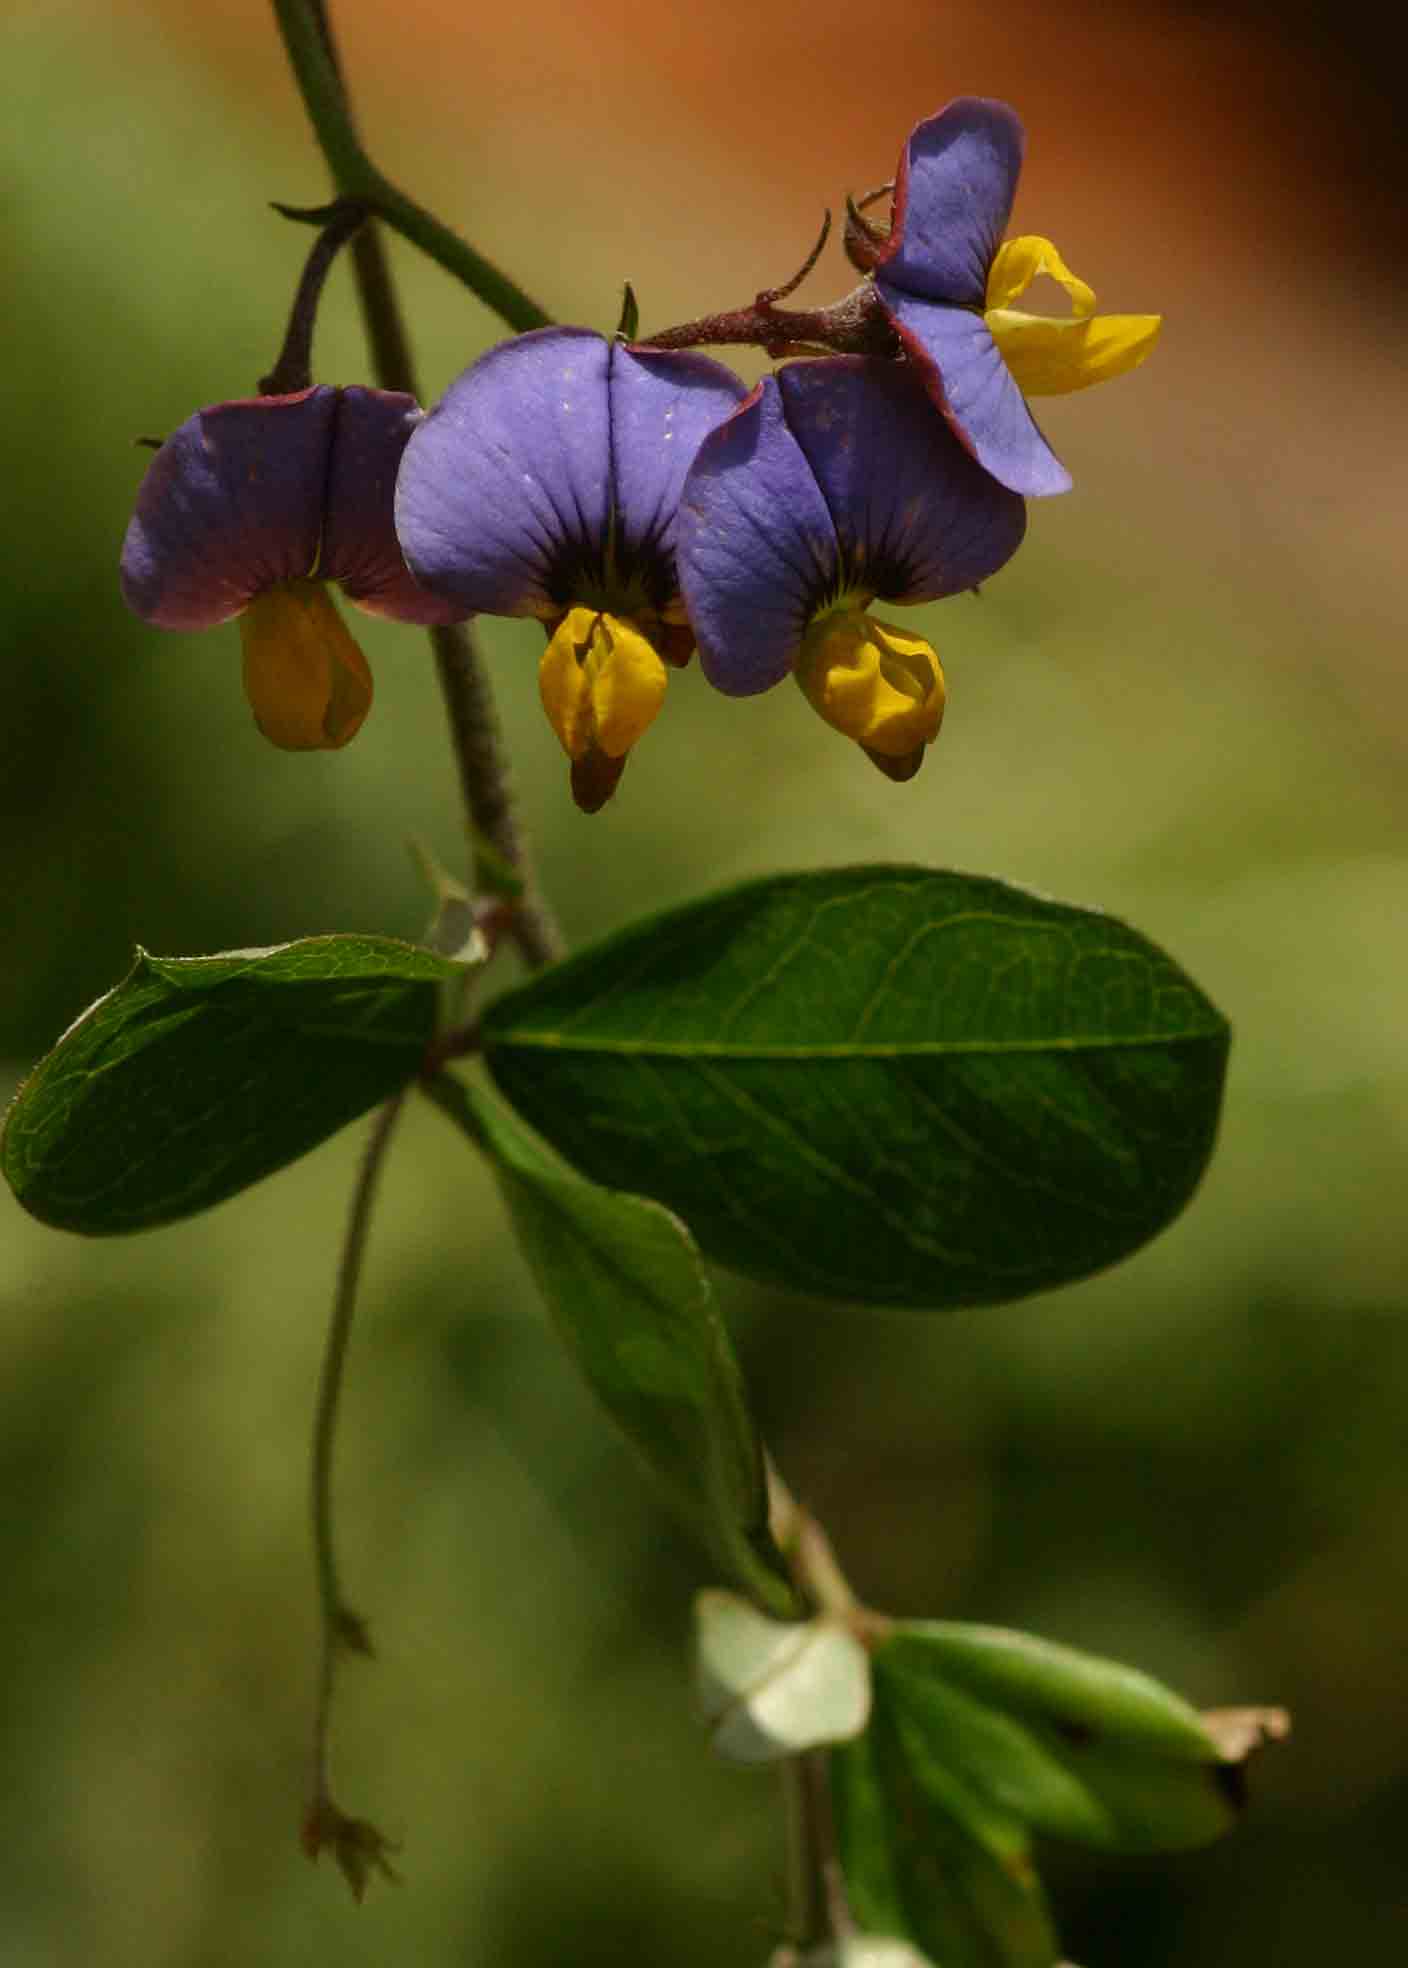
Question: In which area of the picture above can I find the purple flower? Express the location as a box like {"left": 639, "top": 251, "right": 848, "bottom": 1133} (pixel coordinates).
{"left": 394, "top": 325, "right": 747, "bottom": 811}
{"left": 120, "top": 386, "right": 465, "bottom": 750}
{"left": 870, "top": 98, "right": 1161, "bottom": 498}
{"left": 676, "top": 356, "right": 1026, "bottom": 780}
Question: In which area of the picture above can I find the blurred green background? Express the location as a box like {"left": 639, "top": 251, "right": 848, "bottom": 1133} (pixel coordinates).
{"left": 3, "top": 1, "right": 1406, "bottom": 1961}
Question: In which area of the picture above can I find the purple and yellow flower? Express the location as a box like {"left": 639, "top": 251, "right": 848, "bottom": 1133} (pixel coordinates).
{"left": 868, "top": 97, "right": 1161, "bottom": 497}
{"left": 676, "top": 356, "right": 1027, "bottom": 780}
{"left": 120, "top": 386, "right": 466, "bottom": 750}
{"left": 394, "top": 325, "right": 747, "bottom": 811}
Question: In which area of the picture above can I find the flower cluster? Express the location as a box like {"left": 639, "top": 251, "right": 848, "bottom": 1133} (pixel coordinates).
{"left": 122, "top": 97, "right": 1157, "bottom": 806}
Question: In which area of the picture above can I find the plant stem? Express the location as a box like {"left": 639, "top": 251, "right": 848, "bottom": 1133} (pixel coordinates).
{"left": 259, "top": 198, "right": 367, "bottom": 394}
{"left": 308, "top": 1089, "right": 406, "bottom": 1813}
{"left": 780, "top": 1751, "right": 854, "bottom": 1956}
{"left": 277, "top": 0, "right": 562, "bottom": 969}
{"left": 271, "top": 0, "right": 550, "bottom": 332}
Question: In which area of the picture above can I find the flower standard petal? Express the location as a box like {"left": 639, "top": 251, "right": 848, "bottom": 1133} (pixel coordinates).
{"left": 120, "top": 388, "right": 337, "bottom": 629}
{"left": 773, "top": 358, "right": 1027, "bottom": 603}
{"left": 876, "top": 98, "right": 1024, "bottom": 306}
{"left": 320, "top": 387, "right": 469, "bottom": 624}
{"left": 676, "top": 378, "right": 839, "bottom": 697}
{"left": 606, "top": 346, "right": 748, "bottom": 600}
{"left": 394, "top": 326, "right": 614, "bottom": 619}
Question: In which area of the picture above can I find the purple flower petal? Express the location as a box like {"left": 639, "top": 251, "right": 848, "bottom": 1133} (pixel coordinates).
{"left": 321, "top": 388, "right": 468, "bottom": 624}
{"left": 774, "top": 358, "right": 1027, "bottom": 600}
{"left": 608, "top": 346, "right": 748, "bottom": 597}
{"left": 876, "top": 97, "right": 1024, "bottom": 307}
{"left": 676, "top": 378, "right": 839, "bottom": 696}
{"left": 879, "top": 291, "right": 1072, "bottom": 497}
{"left": 120, "top": 389, "right": 336, "bottom": 629}
{"left": 395, "top": 327, "right": 614, "bottom": 618}
{"left": 396, "top": 331, "right": 746, "bottom": 622}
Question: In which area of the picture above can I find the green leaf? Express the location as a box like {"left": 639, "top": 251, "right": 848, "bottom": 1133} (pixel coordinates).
{"left": 831, "top": 1623, "right": 1288, "bottom": 1968}
{"left": 3, "top": 935, "right": 466, "bottom": 1234}
{"left": 875, "top": 1623, "right": 1286, "bottom": 1854}
{"left": 695, "top": 1588, "right": 870, "bottom": 1761}
{"left": 431, "top": 1079, "right": 795, "bottom": 1615}
{"left": 832, "top": 1682, "right": 1060, "bottom": 1968}
{"left": 480, "top": 866, "right": 1230, "bottom": 1308}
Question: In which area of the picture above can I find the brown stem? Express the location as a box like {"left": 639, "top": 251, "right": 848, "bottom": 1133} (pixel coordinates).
{"left": 640, "top": 278, "right": 898, "bottom": 362}
{"left": 306, "top": 0, "right": 562, "bottom": 968}
{"left": 306, "top": 1091, "right": 406, "bottom": 1855}
{"left": 259, "top": 199, "right": 367, "bottom": 394}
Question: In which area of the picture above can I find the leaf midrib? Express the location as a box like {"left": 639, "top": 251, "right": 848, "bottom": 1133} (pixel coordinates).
{"left": 485, "top": 1026, "right": 1225, "bottom": 1061}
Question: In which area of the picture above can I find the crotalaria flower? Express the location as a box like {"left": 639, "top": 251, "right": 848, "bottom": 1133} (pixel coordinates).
{"left": 394, "top": 326, "right": 747, "bottom": 811}
{"left": 676, "top": 357, "right": 1026, "bottom": 781}
{"left": 121, "top": 387, "right": 466, "bottom": 750}
{"left": 868, "top": 97, "right": 1161, "bottom": 497}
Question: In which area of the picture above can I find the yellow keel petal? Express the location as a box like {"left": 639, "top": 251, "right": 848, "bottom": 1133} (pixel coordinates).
{"left": 796, "top": 610, "right": 945, "bottom": 761}
{"left": 238, "top": 579, "right": 373, "bottom": 750}
{"left": 986, "top": 309, "right": 1162, "bottom": 396}
{"left": 539, "top": 607, "right": 668, "bottom": 761}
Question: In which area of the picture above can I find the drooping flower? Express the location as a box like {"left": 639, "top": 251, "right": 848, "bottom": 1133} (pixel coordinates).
{"left": 676, "top": 356, "right": 1027, "bottom": 780}
{"left": 867, "top": 97, "right": 1161, "bottom": 497}
{"left": 120, "top": 386, "right": 467, "bottom": 750}
{"left": 394, "top": 326, "right": 748, "bottom": 811}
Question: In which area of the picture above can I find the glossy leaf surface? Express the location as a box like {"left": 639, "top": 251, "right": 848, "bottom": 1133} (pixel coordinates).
{"left": 3, "top": 936, "right": 463, "bottom": 1234}
{"left": 481, "top": 866, "right": 1229, "bottom": 1307}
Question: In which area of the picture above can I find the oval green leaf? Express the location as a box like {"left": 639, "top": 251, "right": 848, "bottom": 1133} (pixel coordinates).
{"left": 432, "top": 1082, "right": 794, "bottom": 1615}
{"left": 876, "top": 1622, "right": 1279, "bottom": 1854}
{"left": 3, "top": 936, "right": 465, "bottom": 1234}
{"left": 480, "top": 867, "right": 1230, "bottom": 1308}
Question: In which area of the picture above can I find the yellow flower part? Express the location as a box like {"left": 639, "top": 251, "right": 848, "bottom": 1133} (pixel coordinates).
{"left": 984, "top": 234, "right": 1161, "bottom": 397}
{"left": 795, "top": 608, "right": 946, "bottom": 781}
{"left": 238, "top": 578, "right": 374, "bottom": 751}
{"left": 539, "top": 607, "right": 669, "bottom": 761}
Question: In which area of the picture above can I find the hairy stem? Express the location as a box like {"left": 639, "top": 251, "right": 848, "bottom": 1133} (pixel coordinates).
{"left": 271, "top": 0, "right": 550, "bottom": 332}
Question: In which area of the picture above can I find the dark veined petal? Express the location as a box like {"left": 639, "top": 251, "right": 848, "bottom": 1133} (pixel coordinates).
{"left": 676, "top": 378, "right": 839, "bottom": 696}
{"left": 880, "top": 292, "right": 1073, "bottom": 497}
{"left": 120, "top": 389, "right": 335, "bottom": 629}
{"left": 608, "top": 346, "right": 748, "bottom": 592}
{"left": 394, "top": 326, "right": 614, "bottom": 618}
{"left": 774, "top": 358, "right": 1027, "bottom": 600}
{"left": 876, "top": 97, "right": 1024, "bottom": 307}
{"left": 321, "top": 388, "right": 469, "bottom": 625}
